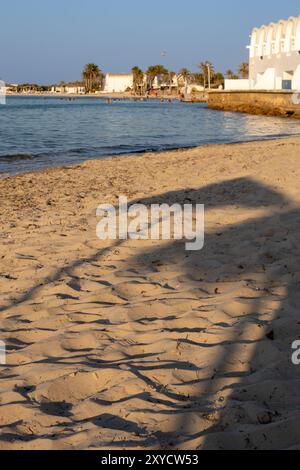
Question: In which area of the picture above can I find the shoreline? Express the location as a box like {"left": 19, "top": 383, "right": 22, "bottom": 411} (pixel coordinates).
{"left": 1, "top": 133, "right": 300, "bottom": 179}
{"left": 6, "top": 92, "right": 180, "bottom": 100}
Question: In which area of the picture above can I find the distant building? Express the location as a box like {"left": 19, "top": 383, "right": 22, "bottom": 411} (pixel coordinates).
{"left": 152, "top": 74, "right": 179, "bottom": 91}
{"left": 0, "top": 82, "right": 17, "bottom": 94}
{"left": 225, "top": 15, "right": 300, "bottom": 91}
{"left": 51, "top": 85, "right": 64, "bottom": 93}
{"left": 65, "top": 83, "right": 85, "bottom": 94}
{"left": 103, "top": 74, "right": 133, "bottom": 93}
{"left": 7, "top": 84, "right": 18, "bottom": 92}
{"left": 51, "top": 82, "right": 85, "bottom": 94}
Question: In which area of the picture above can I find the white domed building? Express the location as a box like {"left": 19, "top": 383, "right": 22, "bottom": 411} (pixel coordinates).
{"left": 249, "top": 15, "right": 300, "bottom": 90}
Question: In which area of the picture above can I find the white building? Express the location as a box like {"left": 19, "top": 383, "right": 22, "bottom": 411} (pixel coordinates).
{"left": 0, "top": 82, "right": 17, "bottom": 95}
{"left": 225, "top": 15, "right": 300, "bottom": 91}
{"left": 103, "top": 74, "right": 133, "bottom": 93}
{"left": 224, "top": 79, "right": 250, "bottom": 91}
{"left": 152, "top": 74, "right": 179, "bottom": 90}
{"left": 51, "top": 83, "right": 85, "bottom": 94}
{"left": 249, "top": 15, "right": 300, "bottom": 90}
{"left": 65, "top": 84, "right": 85, "bottom": 94}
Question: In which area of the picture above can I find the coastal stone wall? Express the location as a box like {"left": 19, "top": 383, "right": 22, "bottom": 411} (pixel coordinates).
{"left": 184, "top": 91, "right": 207, "bottom": 103}
{"left": 208, "top": 90, "right": 300, "bottom": 118}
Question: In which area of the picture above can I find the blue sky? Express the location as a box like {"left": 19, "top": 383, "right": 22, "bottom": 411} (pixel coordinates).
{"left": 1, "top": 0, "right": 299, "bottom": 84}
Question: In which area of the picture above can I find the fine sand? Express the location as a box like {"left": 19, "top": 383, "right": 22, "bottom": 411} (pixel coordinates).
{"left": 0, "top": 137, "right": 300, "bottom": 450}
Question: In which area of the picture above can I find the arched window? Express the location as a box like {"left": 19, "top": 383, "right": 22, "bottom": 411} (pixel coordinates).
{"left": 274, "top": 22, "right": 284, "bottom": 54}
{"left": 257, "top": 28, "right": 266, "bottom": 56}
{"left": 280, "top": 21, "right": 288, "bottom": 52}
{"left": 266, "top": 24, "right": 275, "bottom": 55}
{"left": 286, "top": 18, "right": 296, "bottom": 52}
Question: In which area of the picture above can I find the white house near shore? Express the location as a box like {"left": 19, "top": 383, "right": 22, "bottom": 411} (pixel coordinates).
{"left": 103, "top": 74, "right": 133, "bottom": 93}
{"left": 65, "top": 84, "right": 85, "bottom": 94}
{"left": 51, "top": 83, "right": 85, "bottom": 94}
{"left": 225, "top": 15, "right": 300, "bottom": 91}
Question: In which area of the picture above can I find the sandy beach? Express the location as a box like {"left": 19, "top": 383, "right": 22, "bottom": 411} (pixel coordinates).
{"left": 1, "top": 136, "right": 300, "bottom": 450}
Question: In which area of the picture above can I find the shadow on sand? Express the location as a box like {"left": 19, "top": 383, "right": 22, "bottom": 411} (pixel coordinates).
{"left": 1, "top": 176, "right": 300, "bottom": 449}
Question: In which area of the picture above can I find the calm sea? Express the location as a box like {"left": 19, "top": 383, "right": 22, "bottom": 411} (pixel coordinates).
{"left": 0, "top": 96, "right": 300, "bottom": 174}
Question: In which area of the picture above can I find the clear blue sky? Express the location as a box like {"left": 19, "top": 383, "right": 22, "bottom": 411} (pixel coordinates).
{"left": 1, "top": 0, "right": 299, "bottom": 84}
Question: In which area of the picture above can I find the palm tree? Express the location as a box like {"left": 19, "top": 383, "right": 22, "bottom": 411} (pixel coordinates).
{"left": 132, "top": 66, "right": 144, "bottom": 95}
{"left": 213, "top": 72, "right": 225, "bottom": 88}
{"left": 226, "top": 69, "right": 239, "bottom": 79}
{"left": 199, "top": 61, "right": 215, "bottom": 89}
{"left": 238, "top": 62, "right": 249, "bottom": 79}
{"left": 146, "top": 65, "right": 168, "bottom": 91}
{"left": 179, "top": 68, "right": 191, "bottom": 87}
{"left": 146, "top": 66, "right": 157, "bottom": 91}
{"left": 82, "top": 64, "right": 103, "bottom": 93}
{"left": 154, "top": 65, "right": 169, "bottom": 84}
{"left": 168, "top": 71, "right": 176, "bottom": 93}
{"left": 192, "top": 73, "right": 204, "bottom": 86}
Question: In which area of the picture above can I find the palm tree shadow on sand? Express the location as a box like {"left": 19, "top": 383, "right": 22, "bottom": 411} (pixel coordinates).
{"left": 116, "top": 176, "right": 300, "bottom": 450}
{"left": 1, "top": 176, "right": 300, "bottom": 450}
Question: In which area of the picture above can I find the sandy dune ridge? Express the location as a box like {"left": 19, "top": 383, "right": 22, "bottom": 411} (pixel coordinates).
{"left": 0, "top": 137, "right": 300, "bottom": 449}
